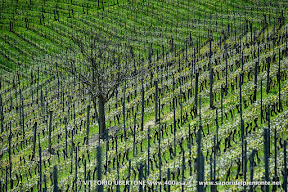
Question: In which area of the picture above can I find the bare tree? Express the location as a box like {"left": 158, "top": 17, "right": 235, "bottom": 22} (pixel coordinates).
{"left": 58, "top": 30, "right": 135, "bottom": 138}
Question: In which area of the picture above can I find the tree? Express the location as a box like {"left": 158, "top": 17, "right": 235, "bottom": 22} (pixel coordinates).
{"left": 58, "top": 30, "right": 136, "bottom": 138}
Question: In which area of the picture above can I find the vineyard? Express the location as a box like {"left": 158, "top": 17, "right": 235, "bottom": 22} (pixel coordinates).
{"left": 0, "top": 0, "right": 288, "bottom": 191}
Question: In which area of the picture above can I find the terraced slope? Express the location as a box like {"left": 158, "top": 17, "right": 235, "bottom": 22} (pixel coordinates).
{"left": 0, "top": 0, "right": 284, "bottom": 72}
{"left": 0, "top": 0, "right": 288, "bottom": 192}
{"left": 0, "top": 23, "right": 287, "bottom": 191}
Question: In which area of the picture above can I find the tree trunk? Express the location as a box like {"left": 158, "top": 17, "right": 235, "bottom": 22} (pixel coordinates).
{"left": 98, "top": 95, "right": 106, "bottom": 138}
{"left": 92, "top": 97, "right": 99, "bottom": 124}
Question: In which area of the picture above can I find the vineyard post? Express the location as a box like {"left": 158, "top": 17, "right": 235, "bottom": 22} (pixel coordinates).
{"left": 149, "top": 43, "right": 152, "bottom": 64}
{"left": 123, "top": 81, "right": 126, "bottom": 140}
{"left": 195, "top": 72, "right": 199, "bottom": 116}
{"left": 53, "top": 166, "right": 59, "bottom": 192}
{"left": 20, "top": 90, "right": 25, "bottom": 139}
{"left": 65, "top": 117, "right": 68, "bottom": 157}
{"left": 62, "top": 84, "right": 65, "bottom": 112}
{"left": 173, "top": 74, "right": 175, "bottom": 95}
{"left": 196, "top": 128, "right": 204, "bottom": 192}
{"left": 209, "top": 37, "right": 214, "bottom": 109}
{"left": 216, "top": 108, "right": 219, "bottom": 151}
{"left": 8, "top": 122, "right": 12, "bottom": 189}
{"left": 253, "top": 46, "right": 259, "bottom": 102}
{"left": 225, "top": 43, "right": 228, "bottom": 95}
{"left": 264, "top": 128, "right": 270, "bottom": 192}
{"left": 37, "top": 67, "right": 39, "bottom": 105}
{"left": 5, "top": 166, "right": 7, "bottom": 192}
{"left": 162, "top": 44, "right": 165, "bottom": 62}
{"left": 148, "top": 125, "right": 150, "bottom": 175}
{"left": 43, "top": 174, "right": 47, "bottom": 192}
{"left": 155, "top": 80, "right": 158, "bottom": 123}
{"left": 286, "top": 26, "right": 288, "bottom": 52}
{"left": 266, "top": 57, "right": 271, "bottom": 94}
{"left": 278, "top": 48, "right": 282, "bottom": 111}
{"left": 213, "top": 136, "right": 217, "bottom": 192}
{"left": 250, "top": 23, "right": 253, "bottom": 41}
{"left": 39, "top": 133, "right": 42, "bottom": 191}
{"left": 185, "top": 41, "right": 188, "bottom": 60}
{"left": 141, "top": 77, "right": 144, "bottom": 131}
{"left": 249, "top": 150, "right": 254, "bottom": 192}
{"left": 167, "top": 168, "right": 170, "bottom": 192}
{"left": 193, "top": 48, "right": 196, "bottom": 75}
{"left": 283, "top": 140, "right": 287, "bottom": 192}
{"left": 241, "top": 52, "right": 244, "bottom": 83}
{"left": 273, "top": 122, "right": 279, "bottom": 191}
{"left": 139, "top": 163, "right": 143, "bottom": 192}
{"left": 178, "top": 54, "right": 181, "bottom": 71}
{"left": 244, "top": 141, "right": 247, "bottom": 192}
{"left": 173, "top": 97, "right": 176, "bottom": 157}
{"left": 210, "top": 152, "right": 213, "bottom": 192}
{"left": 261, "top": 80, "right": 263, "bottom": 123}
{"left": 0, "top": 94, "right": 3, "bottom": 133}
{"left": 144, "top": 162, "right": 147, "bottom": 192}
{"left": 70, "top": 128, "right": 74, "bottom": 173}
{"left": 268, "top": 106, "right": 271, "bottom": 154}
{"left": 240, "top": 71, "right": 245, "bottom": 173}
{"left": 182, "top": 149, "right": 185, "bottom": 192}
{"left": 75, "top": 146, "right": 78, "bottom": 192}
{"left": 133, "top": 112, "right": 136, "bottom": 157}
{"left": 86, "top": 105, "right": 90, "bottom": 145}
{"left": 221, "top": 85, "right": 223, "bottom": 125}
{"left": 180, "top": 88, "right": 183, "bottom": 125}
{"left": 32, "top": 122, "right": 37, "bottom": 159}
{"left": 57, "top": 69, "right": 60, "bottom": 99}
{"left": 84, "top": 160, "right": 87, "bottom": 192}
{"left": 48, "top": 111, "right": 54, "bottom": 153}
{"left": 159, "top": 98, "right": 161, "bottom": 124}
{"left": 150, "top": 72, "right": 153, "bottom": 88}
{"left": 128, "top": 160, "right": 131, "bottom": 192}
{"left": 88, "top": 171, "right": 91, "bottom": 191}
{"left": 175, "top": 44, "right": 177, "bottom": 57}
{"left": 116, "top": 136, "right": 120, "bottom": 192}
{"left": 106, "top": 129, "right": 108, "bottom": 175}
{"left": 197, "top": 95, "right": 204, "bottom": 192}
{"left": 158, "top": 124, "right": 161, "bottom": 192}
{"left": 189, "top": 125, "right": 192, "bottom": 176}
{"left": 10, "top": 95, "right": 12, "bottom": 112}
